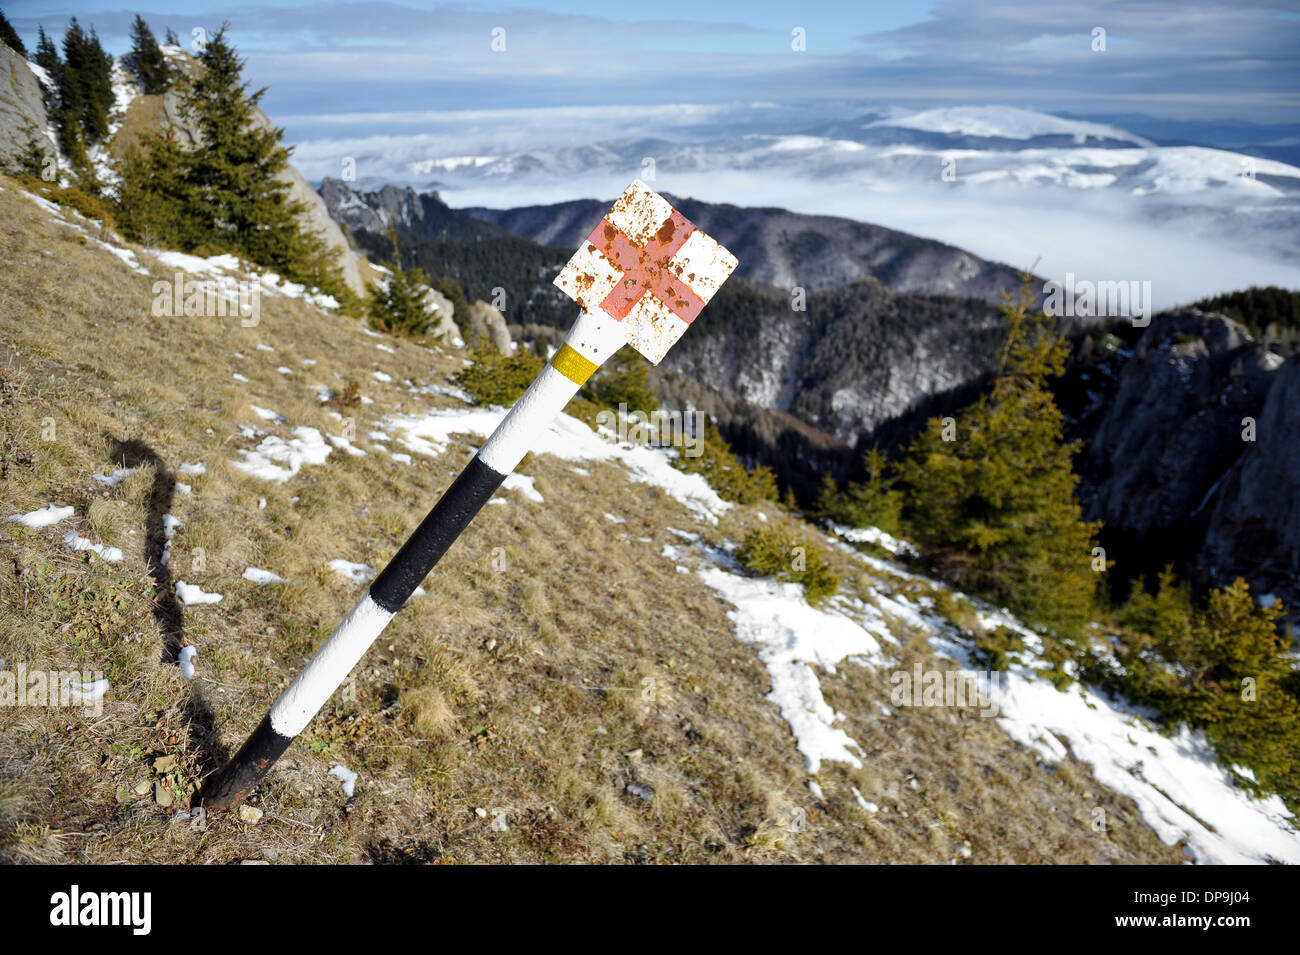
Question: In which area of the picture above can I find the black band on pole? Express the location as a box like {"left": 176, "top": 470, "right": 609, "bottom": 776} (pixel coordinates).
{"left": 369, "top": 455, "right": 506, "bottom": 613}
{"left": 199, "top": 714, "right": 294, "bottom": 809}
{"left": 198, "top": 455, "right": 506, "bottom": 810}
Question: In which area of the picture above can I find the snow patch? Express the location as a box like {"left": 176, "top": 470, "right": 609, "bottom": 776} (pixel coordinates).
{"left": 329, "top": 764, "right": 358, "bottom": 797}
{"left": 8, "top": 504, "right": 75, "bottom": 528}
{"left": 175, "top": 580, "right": 222, "bottom": 605}
{"left": 242, "top": 567, "right": 286, "bottom": 585}
{"left": 328, "top": 560, "right": 374, "bottom": 586}
{"left": 232, "top": 427, "right": 333, "bottom": 483}
{"left": 501, "top": 474, "right": 543, "bottom": 503}
{"left": 63, "top": 530, "right": 123, "bottom": 562}
{"left": 178, "top": 646, "right": 197, "bottom": 681}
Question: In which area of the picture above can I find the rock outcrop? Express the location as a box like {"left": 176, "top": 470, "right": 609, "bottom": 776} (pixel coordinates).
{"left": 319, "top": 177, "right": 505, "bottom": 243}
{"left": 1079, "top": 311, "right": 1271, "bottom": 534}
{"left": 422, "top": 286, "right": 462, "bottom": 347}
{"left": 1203, "top": 353, "right": 1300, "bottom": 603}
{"left": 465, "top": 300, "right": 513, "bottom": 355}
{"left": 0, "top": 44, "right": 52, "bottom": 168}
{"left": 1060, "top": 310, "right": 1296, "bottom": 624}
{"left": 106, "top": 47, "right": 366, "bottom": 298}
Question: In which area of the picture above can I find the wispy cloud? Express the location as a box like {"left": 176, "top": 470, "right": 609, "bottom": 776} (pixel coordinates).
{"left": 7, "top": 0, "right": 1297, "bottom": 126}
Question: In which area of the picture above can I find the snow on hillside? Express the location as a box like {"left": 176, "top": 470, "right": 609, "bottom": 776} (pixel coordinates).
{"left": 9, "top": 182, "right": 1298, "bottom": 863}
{"left": 377, "top": 406, "right": 731, "bottom": 526}
{"left": 148, "top": 249, "right": 341, "bottom": 310}
{"left": 17, "top": 53, "right": 142, "bottom": 191}
{"left": 86, "top": 58, "right": 139, "bottom": 188}
{"left": 247, "top": 373, "right": 1300, "bottom": 864}
{"left": 685, "top": 532, "right": 1300, "bottom": 865}
{"left": 292, "top": 103, "right": 1300, "bottom": 307}
{"left": 24, "top": 60, "right": 56, "bottom": 91}
{"left": 867, "top": 105, "right": 1154, "bottom": 146}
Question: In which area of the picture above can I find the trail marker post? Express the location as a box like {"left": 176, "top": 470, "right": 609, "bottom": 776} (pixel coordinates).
{"left": 201, "top": 180, "right": 739, "bottom": 808}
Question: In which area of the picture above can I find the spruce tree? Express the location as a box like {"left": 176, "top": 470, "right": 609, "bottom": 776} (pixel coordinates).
{"left": 5, "top": 129, "right": 53, "bottom": 179}
{"left": 33, "top": 26, "right": 59, "bottom": 78}
{"left": 129, "top": 14, "right": 170, "bottom": 94}
{"left": 178, "top": 23, "right": 299, "bottom": 264}
{"left": 0, "top": 8, "right": 25, "bottom": 56}
{"left": 367, "top": 231, "right": 433, "bottom": 335}
{"left": 41, "top": 17, "right": 112, "bottom": 189}
{"left": 117, "top": 24, "right": 349, "bottom": 300}
{"left": 898, "top": 275, "right": 1101, "bottom": 642}
{"left": 1181, "top": 583, "right": 1299, "bottom": 811}
{"left": 164, "top": 27, "right": 180, "bottom": 47}
{"left": 818, "top": 446, "right": 903, "bottom": 535}
{"left": 83, "top": 26, "right": 114, "bottom": 141}
{"left": 117, "top": 128, "right": 198, "bottom": 248}
{"left": 586, "top": 347, "right": 659, "bottom": 413}
{"left": 1114, "top": 576, "right": 1300, "bottom": 812}
{"left": 184, "top": 24, "right": 344, "bottom": 294}
{"left": 673, "top": 419, "right": 779, "bottom": 505}
{"left": 58, "top": 19, "right": 112, "bottom": 147}
{"left": 43, "top": 24, "right": 78, "bottom": 164}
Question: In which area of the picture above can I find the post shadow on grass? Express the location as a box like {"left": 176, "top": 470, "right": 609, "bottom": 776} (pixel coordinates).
{"left": 106, "top": 436, "right": 227, "bottom": 770}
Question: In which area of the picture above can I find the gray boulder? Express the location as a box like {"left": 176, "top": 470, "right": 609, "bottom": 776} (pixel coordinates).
{"left": 466, "top": 300, "right": 513, "bottom": 355}
{"left": 0, "top": 45, "right": 53, "bottom": 169}
{"left": 422, "top": 286, "right": 462, "bottom": 347}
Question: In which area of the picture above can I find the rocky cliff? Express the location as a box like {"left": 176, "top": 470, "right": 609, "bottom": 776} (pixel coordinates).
{"left": 0, "top": 43, "right": 51, "bottom": 166}
{"left": 1202, "top": 353, "right": 1300, "bottom": 608}
{"left": 1048, "top": 311, "right": 1297, "bottom": 621}
{"left": 318, "top": 177, "right": 506, "bottom": 243}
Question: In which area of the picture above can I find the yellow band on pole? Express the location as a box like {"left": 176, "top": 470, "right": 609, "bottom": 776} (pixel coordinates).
{"left": 551, "top": 343, "right": 599, "bottom": 385}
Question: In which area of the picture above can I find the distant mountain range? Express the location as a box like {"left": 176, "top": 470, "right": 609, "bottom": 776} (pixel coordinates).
{"left": 1058, "top": 112, "right": 1300, "bottom": 167}
{"left": 322, "top": 177, "right": 1030, "bottom": 302}
{"left": 303, "top": 105, "right": 1300, "bottom": 310}
{"left": 463, "top": 194, "right": 1028, "bottom": 300}
{"left": 319, "top": 173, "right": 1300, "bottom": 623}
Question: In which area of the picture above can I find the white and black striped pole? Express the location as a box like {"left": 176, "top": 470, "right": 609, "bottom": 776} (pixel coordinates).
{"left": 201, "top": 180, "right": 738, "bottom": 808}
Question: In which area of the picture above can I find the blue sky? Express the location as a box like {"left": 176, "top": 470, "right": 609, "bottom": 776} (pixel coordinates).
{"left": 6, "top": 0, "right": 1299, "bottom": 137}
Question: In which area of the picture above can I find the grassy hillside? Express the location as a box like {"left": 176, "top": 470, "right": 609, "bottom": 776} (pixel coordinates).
{"left": 0, "top": 176, "right": 1230, "bottom": 864}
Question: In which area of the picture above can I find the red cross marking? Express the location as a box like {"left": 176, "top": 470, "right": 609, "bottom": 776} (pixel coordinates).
{"left": 585, "top": 210, "right": 707, "bottom": 323}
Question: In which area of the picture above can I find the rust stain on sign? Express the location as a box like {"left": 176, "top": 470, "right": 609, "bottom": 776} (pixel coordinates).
{"left": 554, "top": 180, "right": 738, "bottom": 364}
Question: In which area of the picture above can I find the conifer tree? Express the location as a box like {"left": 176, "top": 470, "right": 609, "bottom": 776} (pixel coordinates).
{"left": 164, "top": 27, "right": 180, "bottom": 47}
{"left": 1177, "top": 582, "right": 1299, "bottom": 810}
{"left": 58, "top": 19, "right": 112, "bottom": 146}
{"left": 33, "top": 26, "right": 59, "bottom": 77}
{"left": 898, "top": 275, "right": 1101, "bottom": 642}
{"left": 40, "top": 17, "right": 112, "bottom": 187}
{"left": 586, "top": 347, "right": 659, "bottom": 413}
{"left": 5, "top": 129, "right": 53, "bottom": 179}
{"left": 367, "top": 230, "right": 433, "bottom": 335}
{"left": 119, "top": 24, "right": 347, "bottom": 297}
{"left": 83, "top": 25, "right": 114, "bottom": 140}
{"left": 1114, "top": 575, "right": 1300, "bottom": 812}
{"left": 817, "top": 446, "right": 903, "bottom": 535}
{"left": 129, "top": 14, "right": 170, "bottom": 94}
{"left": 175, "top": 24, "right": 301, "bottom": 264}
{"left": 673, "top": 419, "right": 779, "bottom": 504}
{"left": 116, "top": 127, "right": 197, "bottom": 247}
{"left": 0, "top": 8, "right": 25, "bottom": 56}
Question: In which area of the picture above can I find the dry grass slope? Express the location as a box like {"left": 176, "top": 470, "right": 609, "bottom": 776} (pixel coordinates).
{"left": 0, "top": 178, "right": 1184, "bottom": 863}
